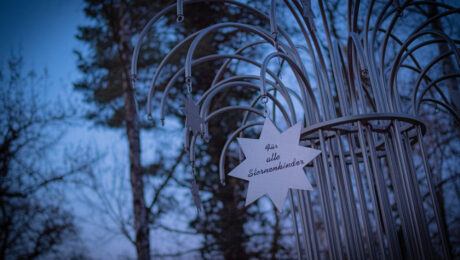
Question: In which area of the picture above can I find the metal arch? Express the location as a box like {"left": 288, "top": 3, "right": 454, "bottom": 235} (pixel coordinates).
{"left": 399, "top": 65, "right": 450, "bottom": 110}
{"left": 132, "top": 0, "right": 289, "bottom": 79}
{"left": 388, "top": 29, "right": 460, "bottom": 112}
{"left": 158, "top": 54, "right": 284, "bottom": 121}
{"left": 420, "top": 98, "right": 460, "bottom": 122}
{"left": 415, "top": 73, "right": 460, "bottom": 114}
{"left": 260, "top": 52, "right": 321, "bottom": 122}
{"left": 411, "top": 51, "right": 459, "bottom": 113}
{"left": 378, "top": 3, "right": 457, "bottom": 76}
{"left": 217, "top": 122, "right": 263, "bottom": 185}
{"left": 191, "top": 80, "right": 296, "bottom": 146}
{"left": 198, "top": 81, "right": 295, "bottom": 122}
{"left": 211, "top": 40, "right": 269, "bottom": 86}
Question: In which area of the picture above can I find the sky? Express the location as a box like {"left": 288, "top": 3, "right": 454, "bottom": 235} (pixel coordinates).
{"left": 0, "top": 0, "right": 86, "bottom": 86}
{"left": 0, "top": 0, "right": 137, "bottom": 258}
{"left": 0, "top": 1, "right": 200, "bottom": 258}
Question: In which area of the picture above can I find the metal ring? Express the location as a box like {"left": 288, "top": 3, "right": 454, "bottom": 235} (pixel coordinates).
{"left": 261, "top": 95, "right": 269, "bottom": 104}
{"left": 176, "top": 14, "right": 184, "bottom": 23}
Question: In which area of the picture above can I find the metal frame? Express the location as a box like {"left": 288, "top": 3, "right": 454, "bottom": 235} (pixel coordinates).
{"left": 132, "top": 0, "right": 460, "bottom": 259}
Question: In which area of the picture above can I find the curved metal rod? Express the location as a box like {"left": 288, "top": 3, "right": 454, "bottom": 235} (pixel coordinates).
{"left": 202, "top": 74, "right": 304, "bottom": 115}
{"left": 217, "top": 122, "right": 263, "bottom": 184}
{"left": 184, "top": 22, "right": 298, "bottom": 80}
{"left": 191, "top": 92, "right": 292, "bottom": 181}
{"left": 199, "top": 81, "right": 295, "bottom": 123}
{"left": 131, "top": 0, "right": 293, "bottom": 79}
{"left": 205, "top": 106, "right": 264, "bottom": 123}
{"left": 400, "top": 39, "right": 460, "bottom": 65}
{"left": 370, "top": 1, "right": 454, "bottom": 58}
{"left": 146, "top": 30, "right": 202, "bottom": 115}
{"left": 389, "top": 30, "right": 460, "bottom": 112}
{"left": 202, "top": 74, "right": 295, "bottom": 108}
{"left": 158, "top": 54, "right": 283, "bottom": 121}
{"left": 399, "top": 64, "right": 450, "bottom": 108}
{"left": 214, "top": 96, "right": 292, "bottom": 185}
{"left": 238, "top": 88, "right": 299, "bottom": 132}
{"left": 420, "top": 99, "right": 460, "bottom": 122}
{"left": 378, "top": 28, "right": 424, "bottom": 72}
{"left": 379, "top": 2, "right": 457, "bottom": 76}
{"left": 177, "top": 0, "right": 184, "bottom": 22}
{"left": 393, "top": 29, "right": 460, "bottom": 71}
{"left": 367, "top": 3, "right": 458, "bottom": 111}
{"left": 136, "top": 0, "right": 303, "bottom": 116}
{"left": 194, "top": 78, "right": 296, "bottom": 142}
{"left": 363, "top": 0, "right": 376, "bottom": 56}
{"left": 287, "top": 0, "right": 335, "bottom": 120}
{"left": 349, "top": 32, "right": 378, "bottom": 112}
{"left": 147, "top": 38, "right": 270, "bottom": 118}
{"left": 190, "top": 106, "right": 265, "bottom": 163}
{"left": 260, "top": 52, "right": 320, "bottom": 123}
{"left": 300, "top": 113, "right": 427, "bottom": 139}
{"left": 363, "top": 1, "right": 394, "bottom": 112}
{"left": 211, "top": 40, "right": 268, "bottom": 86}
{"left": 416, "top": 74, "right": 460, "bottom": 114}
{"left": 317, "top": 0, "right": 351, "bottom": 117}
{"left": 411, "top": 51, "right": 457, "bottom": 113}
{"left": 146, "top": 25, "right": 281, "bottom": 118}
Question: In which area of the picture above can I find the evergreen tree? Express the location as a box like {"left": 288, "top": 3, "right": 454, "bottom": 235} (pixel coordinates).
{"left": 75, "top": 0, "right": 293, "bottom": 259}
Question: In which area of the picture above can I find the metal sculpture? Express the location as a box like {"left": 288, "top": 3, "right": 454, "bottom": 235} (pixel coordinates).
{"left": 131, "top": 0, "right": 460, "bottom": 259}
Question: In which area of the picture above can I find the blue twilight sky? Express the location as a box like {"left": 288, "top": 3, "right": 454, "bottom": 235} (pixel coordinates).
{"left": 0, "top": 0, "right": 86, "bottom": 87}
{"left": 0, "top": 1, "right": 136, "bottom": 258}
{"left": 0, "top": 1, "right": 199, "bottom": 258}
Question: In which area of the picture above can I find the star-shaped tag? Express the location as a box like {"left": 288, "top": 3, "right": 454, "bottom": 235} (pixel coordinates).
{"left": 182, "top": 97, "right": 204, "bottom": 136}
{"left": 228, "top": 118, "right": 321, "bottom": 211}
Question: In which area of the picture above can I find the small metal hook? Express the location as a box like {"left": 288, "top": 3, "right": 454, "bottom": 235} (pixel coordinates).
{"left": 185, "top": 77, "right": 192, "bottom": 94}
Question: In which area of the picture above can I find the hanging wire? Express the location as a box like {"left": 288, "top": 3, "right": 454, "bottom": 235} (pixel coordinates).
{"left": 176, "top": 0, "right": 184, "bottom": 23}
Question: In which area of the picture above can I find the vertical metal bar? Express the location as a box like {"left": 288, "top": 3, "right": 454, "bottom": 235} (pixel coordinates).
{"left": 312, "top": 155, "right": 336, "bottom": 259}
{"left": 335, "top": 131, "right": 366, "bottom": 259}
{"left": 365, "top": 125, "right": 403, "bottom": 259}
{"left": 416, "top": 126, "right": 451, "bottom": 259}
{"left": 403, "top": 131, "right": 434, "bottom": 258}
{"left": 383, "top": 134, "right": 416, "bottom": 259}
{"left": 357, "top": 121, "right": 386, "bottom": 258}
{"left": 288, "top": 190, "right": 302, "bottom": 260}
{"left": 389, "top": 126, "right": 422, "bottom": 259}
{"left": 326, "top": 138, "right": 354, "bottom": 259}
{"left": 302, "top": 190, "right": 320, "bottom": 260}
{"left": 391, "top": 122, "right": 425, "bottom": 259}
{"left": 296, "top": 189, "right": 313, "bottom": 259}
{"left": 318, "top": 129, "right": 344, "bottom": 259}
{"left": 347, "top": 133, "right": 377, "bottom": 259}
{"left": 297, "top": 190, "right": 314, "bottom": 260}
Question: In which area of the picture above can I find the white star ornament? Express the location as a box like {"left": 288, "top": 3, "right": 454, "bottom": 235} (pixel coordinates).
{"left": 228, "top": 118, "right": 321, "bottom": 211}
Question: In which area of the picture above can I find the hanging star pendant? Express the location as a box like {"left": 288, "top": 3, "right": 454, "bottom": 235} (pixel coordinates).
{"left": 228, "top": 118, "right": 321, "bottom": 211}
{"left": 182, "top": 96, "right": 204, "bottom": 136}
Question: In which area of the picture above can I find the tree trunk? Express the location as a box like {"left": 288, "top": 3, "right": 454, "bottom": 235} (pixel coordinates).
{"left": 122, "top": 75, "right": 150, "bottom": 260}
{"left": 427, "top": 2, "right": 455, "bottom": 257}
{"left": 428, "top": 3, "right": 460, "bottom": 116}
{"left": 118, "top": 2, "right": 150, "bottom": 259}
